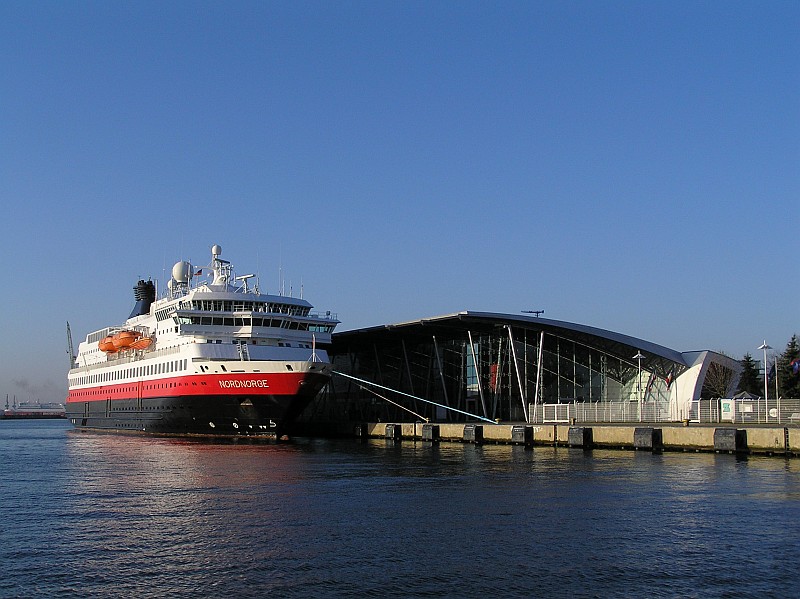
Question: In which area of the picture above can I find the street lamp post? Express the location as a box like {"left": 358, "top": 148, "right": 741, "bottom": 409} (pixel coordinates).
{"left": 758, "top": 341, "right": 772, "bottom": 423}
{"left": 633, "top": 351, "right": 645, "bottom": 422}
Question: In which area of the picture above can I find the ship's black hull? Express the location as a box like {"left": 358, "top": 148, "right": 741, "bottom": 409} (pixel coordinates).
{"left": 66, "top": 376, "right": 327, "bottom": 437}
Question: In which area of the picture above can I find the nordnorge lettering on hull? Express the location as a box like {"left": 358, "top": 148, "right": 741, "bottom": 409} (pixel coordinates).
{"left": 218, "top": 379, "right": 269, "bottom": 389}
{"left": 65, "top": 244, "right": 339, "bottom": 437}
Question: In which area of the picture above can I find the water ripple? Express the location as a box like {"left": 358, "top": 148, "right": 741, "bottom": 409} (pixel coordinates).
{"left": 1, "top": 420, "right": 799, "bottom": 598}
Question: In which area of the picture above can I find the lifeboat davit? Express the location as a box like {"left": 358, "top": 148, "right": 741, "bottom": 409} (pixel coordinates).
{"left": 111, "top": 330, "right": 142, "bottom": 350}
{"left": 130, "top": 337, "right": 152, "bottom": 350}
{"left": 98, "top": 336, "right": 117, "bottom": 353}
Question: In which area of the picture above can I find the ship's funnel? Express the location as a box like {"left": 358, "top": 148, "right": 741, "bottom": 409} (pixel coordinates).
{"left": 129, "top": 279, "right": 156, "bottom": 318}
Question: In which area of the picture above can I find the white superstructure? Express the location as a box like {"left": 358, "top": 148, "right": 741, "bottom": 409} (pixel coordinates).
{"left": 66, "top": 244, "right": 338, "bottom": 436}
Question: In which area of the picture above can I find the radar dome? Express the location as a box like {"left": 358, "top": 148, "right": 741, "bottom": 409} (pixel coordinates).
{"left": 212, "top": 244, "right": 222, "bottom": 257}
{"left": 172, "top": 261, "right": 193, "bottom": 284}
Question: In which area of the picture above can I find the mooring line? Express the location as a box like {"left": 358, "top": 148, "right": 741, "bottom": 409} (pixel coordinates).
{"left": 332, "top": 370, "right": 496, "bottom": 424}
{"left": 354, "top": 383, "right": 428, "bottom": 422}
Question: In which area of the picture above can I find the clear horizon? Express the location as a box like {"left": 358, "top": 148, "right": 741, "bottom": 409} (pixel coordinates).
{"left": 1, "top": 1, "right": 797, "bottom": 402}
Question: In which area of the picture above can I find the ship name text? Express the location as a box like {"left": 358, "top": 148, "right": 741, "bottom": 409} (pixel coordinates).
{"left": 218, "top": 379, "right": 270, "bottom": 389}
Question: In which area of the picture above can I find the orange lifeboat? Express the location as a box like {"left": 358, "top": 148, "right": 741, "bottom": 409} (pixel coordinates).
{"left": 111, "top": 330, "right": 142, "bottom": 350}
{"left": 98, "top": 336, "right": 117, "bottom": 353}
{"left": 131, "top": 337, "right": 152, "bottom": 350}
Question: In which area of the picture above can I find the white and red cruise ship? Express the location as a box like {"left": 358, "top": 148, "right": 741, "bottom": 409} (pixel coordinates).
{"left": 66, "top": 244, "right": 338, "bottom": 437}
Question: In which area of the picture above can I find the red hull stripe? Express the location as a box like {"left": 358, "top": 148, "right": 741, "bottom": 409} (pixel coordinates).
{"left": 66, "top": 372, "right": 323, "bottom": 404}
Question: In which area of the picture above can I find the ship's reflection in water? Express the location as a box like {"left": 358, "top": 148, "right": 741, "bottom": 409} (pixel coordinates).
{"left": 3, "top": 420, "right": 799, "bottom": 598}
{"left": 61, "top": 432, "right": 317, "bottom": 596}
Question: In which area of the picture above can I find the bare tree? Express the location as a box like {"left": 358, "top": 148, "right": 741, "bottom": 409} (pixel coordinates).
{"left": 702, "top": 361, "right": 737, "bottom": 398}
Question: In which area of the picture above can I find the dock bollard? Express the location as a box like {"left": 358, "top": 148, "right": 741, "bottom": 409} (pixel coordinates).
{"left": 713, "top": 428, "right": 747, "bottom": 454}
{"left": 634, "top": 427, "right": 663, "bottom": 452}
{"left": 511, "top": 425, "right": 533, "bottom": 447}
{"left": 463, "top": 424, "right": 484, "bottom": 444}
{"left": 568, "top": 426, "right": 593, "bottom": 449}
{"left": 354, "top": 422, "right": 369, "bottom": 441}
{"left": 385, "top": 423, "right": 402, "bottom": 441}
{"left": 422, "top": 423, "right": 440, "bottom": 443}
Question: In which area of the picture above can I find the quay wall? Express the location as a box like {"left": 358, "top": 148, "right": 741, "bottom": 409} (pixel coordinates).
{"left": 351, "top": 422, "right": 800, "bottom": 456}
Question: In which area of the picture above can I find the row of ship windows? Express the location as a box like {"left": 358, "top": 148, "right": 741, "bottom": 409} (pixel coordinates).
{"left": 185, "top": 300, "right": 311, "bottom": 316}
{"left": 72, "top": 359, "right": 189, "bottom": 386}
{"left": 179, "top": 316, "right": 333, "bottom": 332}
{"left": 204, "top": 340, "right": 312, "bottom": 349}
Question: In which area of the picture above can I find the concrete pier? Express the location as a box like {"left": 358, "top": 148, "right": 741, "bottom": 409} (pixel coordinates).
{"left": 344, "top": 422, "right": 800, "bottom": 457}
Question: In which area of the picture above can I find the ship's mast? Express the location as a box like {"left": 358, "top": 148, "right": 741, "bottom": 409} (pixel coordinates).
{"left": 66, "top": 322, "right": 76, "bottom": 369}
{"left": 210, "top": 244, "right": 232, "bottom": 287}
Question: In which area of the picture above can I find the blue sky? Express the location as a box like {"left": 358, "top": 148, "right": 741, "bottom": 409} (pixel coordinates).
{"left": 1, "top": 1, "right": 798, "bottom": 403}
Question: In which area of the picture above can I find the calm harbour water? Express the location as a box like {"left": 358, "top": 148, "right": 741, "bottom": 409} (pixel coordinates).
{"left": 2, "top": 419, "right": 799, "bottom": 598}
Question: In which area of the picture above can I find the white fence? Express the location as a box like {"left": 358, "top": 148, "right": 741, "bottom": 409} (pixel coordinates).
{"left": 689, "top": 398, "right": 800, "bottom": 425}
{"left": 533, "top": 399, "right": 800, "bottom": 425}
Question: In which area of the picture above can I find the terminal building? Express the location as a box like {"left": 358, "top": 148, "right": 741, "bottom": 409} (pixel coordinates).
{"left": 303, "top": 311, "right": 740, "bottom": 426}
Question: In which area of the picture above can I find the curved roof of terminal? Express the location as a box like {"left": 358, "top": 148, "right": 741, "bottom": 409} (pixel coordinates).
{"left": 333, "top": 311, "right": 690, "bottom": 370}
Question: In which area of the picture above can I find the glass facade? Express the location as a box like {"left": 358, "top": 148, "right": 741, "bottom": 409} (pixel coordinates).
{"left": 306, "top": 313, "right": 694, "bottom": 424}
